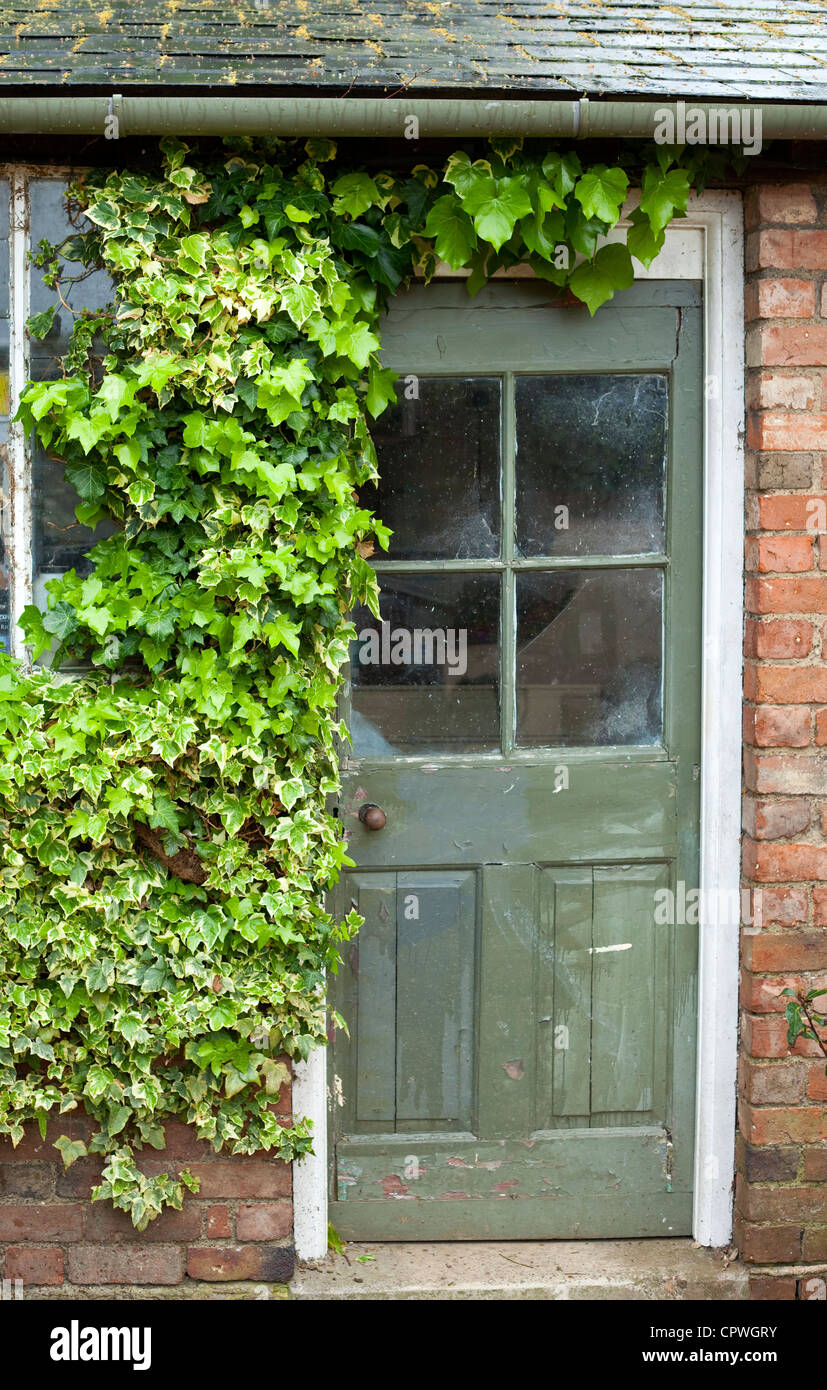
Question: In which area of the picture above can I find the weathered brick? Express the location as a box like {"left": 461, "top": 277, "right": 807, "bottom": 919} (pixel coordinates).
{"left": 206, "top": 1204, "right": 233, "bottom": 1238}
{"left": 754, "top": 451, "right": 816, "bottom": 490}
{"left": 750, "top": 706, "right": 811, "bottom": 747}
{"left": 803, "top": 1147, "right": 827, "bottom": 1180}
{"left": 746, "top": 842, "right": 827, "bottom": 882}
{"left": 0, "top": 1204, "right": 82, "bottom": 1241}
{"left": 749, "top": 665, "right": 827, "bottom": 703}
{"left": 156, "top": 1121, "right": 215, "bottom": 1160}
{"left": 800, "top": 1274, "right": 827, "bottom": 1297}
{"left": 743, "top": 932, "right": 827, "bottom": 971}
{"left": 749, "top": 185, "right": 818, "bottom": 226}
{"left": 740, "top": 1059, "right": 808, "bottom": 1104}
{"left": 736, "top": 1219, "right": 801, "bottom": 1264}
{"left": 186, "top": 1244, "right": 294, "bottom": 1283}
{"left": 744, "top": 798, "right": 811, "bottom": 840}
{"left": 806, "top": 1234, "right": 827, "bottom": 1267}
{"left": 236, "top": 1202, "right": 293, "bottom": 1241}
{"left": 741, "top": 1103, "right": 827, "bottom": 1145}
{"left": 758, "top": 493, "right": 827, "bottom": 530}
{"left": 738, "top": 1182, "right": 826, "bottom": 1222}
{"left": 740, "top": 1142, "right": 799, "bottom": 1183}
{"left": 4, "top": 1247, "right": 63, "bottom": 1286}
{"left": 82, "top": 1200, "right": 202, "bottom": 1242}
{"left": 740, "top": 971, "right": 799, "bottom": 1014}
{"left": 751, "top": 279, "right": 817, "bottom": 319}
{"left": 745, "top": 618, "right": 813, "bottom": 659}
{"left": 746, "top": 574, "right": 827, "bottom": 613}
{"left": 753, "top": 330, "right": 827, "bottom": 371}
{"left": 67, "top": 1244, "right": 184, "bottom": 1286}
{"left": 0, "top": 1163, "right": 55, "bottom": 1199}
{"left": 747, "top": 373, "right": 817, "bottom": 411}
{"left": 745, "top": 751, "right": 827, "bottom": 795}
{"left": 749, "top": 1275, "right": 797, "bottom": 1300}
{"left": 756, "top": 535, "right": 814, "bottom": 572}
{"left": 755, "top": 887, "right": 808, "bottom": 924}
{"left": 743, "top": 1013, "right": 795, "bottom": 1057}
{"left": 801, "top": 1228, "right": 827, "bottom": 1261}
{"left": 0, "top": 1117, "right": 93, "bottom": 1164}
{"left": 747, "top": 228, "right": 827, "bottom": 271}
{"left": 54, "top": 1157, "right": 105, "bottom": 1199}
{"left": 183, "top": 1160, "right": 292, "bottom": 1200}
{"left": 807, "top": 1062, "right": 827, "bottom": 1100}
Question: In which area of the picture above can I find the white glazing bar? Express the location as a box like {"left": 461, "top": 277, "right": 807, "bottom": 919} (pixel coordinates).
{"left": 7, "top": 169, "right": 31, "bottom": 664}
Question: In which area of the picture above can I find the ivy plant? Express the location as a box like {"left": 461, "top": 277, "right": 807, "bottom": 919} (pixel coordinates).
{"left": 0, "top": 134, "right": 726, "bottom": 1226}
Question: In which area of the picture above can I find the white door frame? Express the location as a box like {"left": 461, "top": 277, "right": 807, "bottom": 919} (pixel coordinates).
{"left": 293, "top": 191, "right": 745, "bottom": 1259}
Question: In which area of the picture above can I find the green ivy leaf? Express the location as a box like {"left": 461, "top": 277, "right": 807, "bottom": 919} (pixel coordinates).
{"left": 54, "top": 1136, "right": 88, "bottom": 1168}
{"left": 28, "top": 306, "right": 56, "bottom": 340}
{"left": 332, "top": 173, "right": 381, "bottom": 218}
{"left": 573, "top": 166, "right": 629, "bottom": 226}
{"left": 639, "top": 165, "right": 691, "bottom": 236}
{"left": 424, "top": 195, "right": 477, "bottom": 268}
{"left": 461, "top": 176, "right": 532, "bottom": 252}
{"left": 568, "top": 242, "right": 635, "bottom": 315}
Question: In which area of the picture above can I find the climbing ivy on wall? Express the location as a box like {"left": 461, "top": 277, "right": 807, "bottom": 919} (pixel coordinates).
{"left": 0, "top": 134, "right": 726, "bottom": 1226}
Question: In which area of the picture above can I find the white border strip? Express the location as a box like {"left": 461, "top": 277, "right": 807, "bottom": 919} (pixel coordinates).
{"left": 293, "top": 193, "right": 745, "bottom": 1259}
{"left": 689, "top": 192, "right": 744, "bottom": 1247}
{"left": 7, "top": 168, "right": 31, "bottom": 663}
{"left": 292, "top": 1053, "right": 329, "bottom": 1260}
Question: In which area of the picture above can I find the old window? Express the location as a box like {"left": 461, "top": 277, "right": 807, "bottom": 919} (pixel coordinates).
{"left": 1, "top": 169, "right": 112, "bottom": 660}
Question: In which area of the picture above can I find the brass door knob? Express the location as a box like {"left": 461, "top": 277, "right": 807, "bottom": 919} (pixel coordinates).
{"left": 358, "top": 803, "right": 387, "bottom": 830}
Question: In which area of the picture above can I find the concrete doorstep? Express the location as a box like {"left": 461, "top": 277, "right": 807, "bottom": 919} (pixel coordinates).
{"left": 291, "top": 1238, "right": 748, "bottom": 1301}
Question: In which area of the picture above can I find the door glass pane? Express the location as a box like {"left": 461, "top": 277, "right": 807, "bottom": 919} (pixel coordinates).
{"left": 516, "top": 570, "right": 663, "bottom": 747}
{"left": 350, "top": 573, "right": 500, "bottom": 754}
{"left": 0, "top": 179, "right": 8, "bottom": 651}
{"left": 515, "top": 374, "right": 668, "bottom": 557}
{"left": 29, "top": 179, "right": 116, "bottom": 606}
{"left": 370, "top": 377, "right": 501, "bottom": 560}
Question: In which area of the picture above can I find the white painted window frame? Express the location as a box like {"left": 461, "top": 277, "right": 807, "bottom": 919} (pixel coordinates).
{"left": 1, "top": 170, "right": 743, "bottom": 1258}
{"left": 295, "top": 190, "right": 745, "bottom": 1260}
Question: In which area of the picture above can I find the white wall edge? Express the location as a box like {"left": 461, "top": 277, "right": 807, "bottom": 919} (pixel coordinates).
{"left": 686, "top": 190, "right": 745, "bottom": 1248}
{"left": 291, "top": 1047, "right": 329, "bottom": 1262}
{"left": 7, "top": 169, "right": 32, "bottom": 663}
{"left": 293, "top": 189, "right": 745, "bottom": 1259}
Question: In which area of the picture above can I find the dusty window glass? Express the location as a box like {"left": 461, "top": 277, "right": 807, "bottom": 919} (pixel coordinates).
{"left": 516, "top": 569, "right": 663, "bottom": 747}
{"left": 29, "top": 179, "right": 116, "bottom": 610}
{"left": 350, "top": 573, "right": 500, "bottom": 754}
{"left": 369, "top": 377, "right": 501, "bottom": 560}
{"left": 515, "top": 374, "right": 668, "bottom": 557}
{"left": 0, "top": 179, "right": 9, "bottom": 651}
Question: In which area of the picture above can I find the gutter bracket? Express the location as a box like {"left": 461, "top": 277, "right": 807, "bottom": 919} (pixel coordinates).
{"left": 573, "top": 96, "right": 590, "bottom": 139}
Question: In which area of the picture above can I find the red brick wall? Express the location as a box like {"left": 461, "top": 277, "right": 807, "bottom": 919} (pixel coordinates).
{"left": 740, "top": 181, "right": 827, "bottom": 1300}
{"left": 0, "top": 1080, "right": 293, "bottom": 1297}
{"left": 9, "top": 180, "right": 827, "bottom": 1304}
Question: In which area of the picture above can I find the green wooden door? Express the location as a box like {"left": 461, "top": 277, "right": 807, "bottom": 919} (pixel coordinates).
{"left": 329, "top": 278, "right": 703, "bottom": 1240}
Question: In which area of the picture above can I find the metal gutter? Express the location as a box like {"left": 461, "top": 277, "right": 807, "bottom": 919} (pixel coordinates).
{"left": 0, "top": 95, "right": 827, "bottom": 138}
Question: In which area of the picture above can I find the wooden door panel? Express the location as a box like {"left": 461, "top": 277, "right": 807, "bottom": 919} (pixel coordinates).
{"left": 340, "top": 871, "right": 477, "bottom": 1136}
{"left": 341, "top": 760, "right": 678, "bottom": 867}
{"left": 350, "top": 875, "right": 396, "bottom": 1127}
{"left": 333, "top": 1130, "right": 690, "bottom": 1239}
{"left": 395, "top": 871, "right": 476, "bottom": 1129}
{"left": 330, "top": 280, "right": 702, "bottom": 1240}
